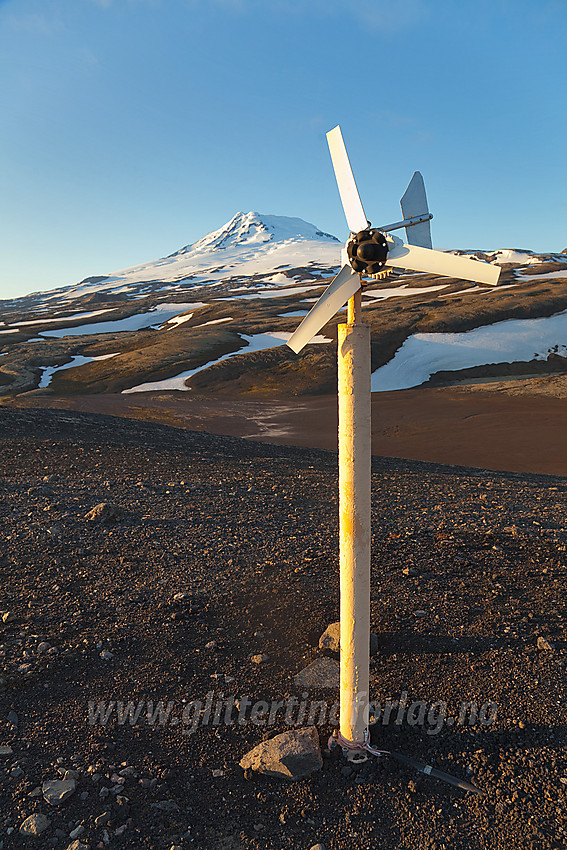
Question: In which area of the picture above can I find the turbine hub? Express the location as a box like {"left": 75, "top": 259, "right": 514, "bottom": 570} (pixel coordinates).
{"left": 347, "top": 229, "right": 388, "bottom": 278}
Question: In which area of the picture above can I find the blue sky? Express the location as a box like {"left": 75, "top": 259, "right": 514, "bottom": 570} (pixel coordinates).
{"left": 1, "top": 0, "right": 566, "bottom": 300}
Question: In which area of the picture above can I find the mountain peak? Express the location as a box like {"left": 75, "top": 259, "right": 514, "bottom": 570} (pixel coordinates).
{"left": 173, "top": 212, "right": 339, "bottom": 256}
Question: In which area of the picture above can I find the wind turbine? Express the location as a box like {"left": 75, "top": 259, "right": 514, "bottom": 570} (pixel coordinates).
{"left": 286, "top": 125, "right": 501, "bottom": 760}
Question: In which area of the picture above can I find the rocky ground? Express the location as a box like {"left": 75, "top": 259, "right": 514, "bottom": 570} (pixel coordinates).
{"left": 0, "top": 408, "right": 566, "bottom": 850}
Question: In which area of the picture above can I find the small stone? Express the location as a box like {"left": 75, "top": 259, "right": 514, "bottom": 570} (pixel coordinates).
{"left": 318, "top": 621, "right": 379, "bottom": 655}
{"left": 0, "top": 745, "right": 13, "bottom": 757}
{"left": 118, "top": 766, "right": 134, "bottom": 777}
{"left": 2, "top": 611, "right": 15, "bottom": 623}
{"left": 37, "top": 642, "right": 52, "bottom": 654}
{"left": 69, "top": 825, "right": 85, "bottom": 839}
{"left": 414, "top": 610, "right": 427, "bottom": 618}
{"left": 11, "top": 765, "right": 24, "bottom": 778}
{"left": 294, "top": 657, "right": 339, "bottom": 690}
{"left": 63, "top": 769, "right": 80, "bottom": 782}
{"left": 318, "top": 622, "right": 340, "bottom": 651}
{"left": 43, "top": 777, "right": 77, "bottom": 805}
{"left": 205, "top": 640, "right": 217, "bottom": 650}
{"left": 19, "top": 813, "right": 51, "bottom": 836}
{"left": 172, "top": 592, "right": 190, "bottom": 603}
{"left": 100, "top": 650, "right": 114, "bottom": 661}
{"left": 6, "top": 710, "right": 18, "bottom": 727}
{"left": 212, "top": 769, "right": 224, "bottom": 778}
{"left": 251, "top": 653, "right": 268, "bottom": 664}
{"left": 402, "top": 567, "right": 417, "bottom": 577}
{"left": 309, "top": 845, "right": 326, "bottom": 850}
{"left": 150, "top": 799, "right": 180, "bottom": 812}
{"left": 66, "top": 841, "right": 89, "bottom": 850}
{"left": 94, "top": 811, "right": 111, "bottom": 827}
{"left": 239, "top": 726, "right": 322, "bottom": 781}
{"left": 85, "top": 503, "right": 122, "bottom": 523}
{"left": 537, "top": 636, "right": 555, "bottom": 652}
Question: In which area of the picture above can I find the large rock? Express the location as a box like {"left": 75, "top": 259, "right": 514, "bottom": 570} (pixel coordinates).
{"left": 19, "top": 813, "right": 51, "bottom": 836}
{"left": 239, "top": 726, "right": 322, "bottom": 781}
{"left": 42, "top": 778, "right": 76, "bottom": 805}
{"left": 319, "top": 621, "right": 379, "bottom": 655}
{"left": 85, "top": 502, "right": 122, "bottom": 523}
{"left": 293, "top": 657, "right": 339, "bottom": 690}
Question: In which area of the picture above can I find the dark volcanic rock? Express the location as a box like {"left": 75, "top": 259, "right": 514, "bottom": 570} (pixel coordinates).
{"left": 239, "top": 726, "right": 323, "bottom": 780}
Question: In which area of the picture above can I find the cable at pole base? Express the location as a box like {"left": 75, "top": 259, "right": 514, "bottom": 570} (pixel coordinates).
{"left": 329, "top": 730, "right": 486, "bottom": 796}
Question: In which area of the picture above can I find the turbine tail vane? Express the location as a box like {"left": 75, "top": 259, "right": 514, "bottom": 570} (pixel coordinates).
{"left": 400, "top": 171, "right": 432, "bottom": 248}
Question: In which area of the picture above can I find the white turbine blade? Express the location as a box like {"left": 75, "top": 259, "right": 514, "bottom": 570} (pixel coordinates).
{"left": 385, "top": 235, "right": 501, "bottom": 285}
{"left": 326, "top": 126, "right": 368, "bottom": 233}
{"left": 400, "top": 171, "right": 432, "bottom": 249}
{"left": 286, "top": 265, "right": 360, "bottom": 354}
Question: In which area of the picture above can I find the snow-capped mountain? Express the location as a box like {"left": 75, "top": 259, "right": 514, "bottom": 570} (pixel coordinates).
{"left": 172, "top": 211, "right": 339, "bottom": 254}
{"left": 16, "top": 212, "right": 341, "bottom": 307}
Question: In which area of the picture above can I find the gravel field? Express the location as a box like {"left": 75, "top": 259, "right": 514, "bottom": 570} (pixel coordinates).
{"left": 0, "top": 408, "right": 566, "bottom": 850}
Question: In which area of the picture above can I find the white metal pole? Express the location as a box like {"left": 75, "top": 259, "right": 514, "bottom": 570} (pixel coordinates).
{"left": 338, "top": 287, "right": 371, "bottom": 744}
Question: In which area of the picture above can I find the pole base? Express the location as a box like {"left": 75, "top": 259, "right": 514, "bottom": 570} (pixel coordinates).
{"left": 329, "top": 730, "right": 369, "bottom": 763}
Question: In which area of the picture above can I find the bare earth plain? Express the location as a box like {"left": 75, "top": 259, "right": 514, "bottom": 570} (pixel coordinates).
{"left": 9, "top": 372, "right": 567, "bottom": 477}
{"left": 0, "top": 382, "right": 566, "bottom": 849}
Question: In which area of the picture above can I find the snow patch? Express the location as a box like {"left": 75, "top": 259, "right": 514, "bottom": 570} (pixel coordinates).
{"left": 227, "top": 284, "right": 324, "bottom": 301}
{"left": 38, "top": 352, "right": 119, "bottom": 389}
{"left": 122, "top": 331, "right": 331, "bottom": 394}
{"left": 11, "top": 308, "right": 113, "bottom": 327}
{"left": 194, "top": 318, "right": 233, "bottom": 328}
{"left": 515, "top": 269, "right": 567, "bottom": 281}
{"left": 163, "top": 313, "right": 194, "bottom": 329}
{"left": 371, "top": 309, "right": 567, "bottom": 392}
{"left": 362, "top": 283, "right": 449, "bottom": 302}
{"left": 39, "top": 303, "right": 206, "bottom": 338}
{"left": 492, "top": 249, "right": 537, "bottom": 265}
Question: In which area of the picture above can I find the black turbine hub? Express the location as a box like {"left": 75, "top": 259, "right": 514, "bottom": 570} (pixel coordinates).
{"left": 347, "top": 229, "right": 388, "bottom": 277}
